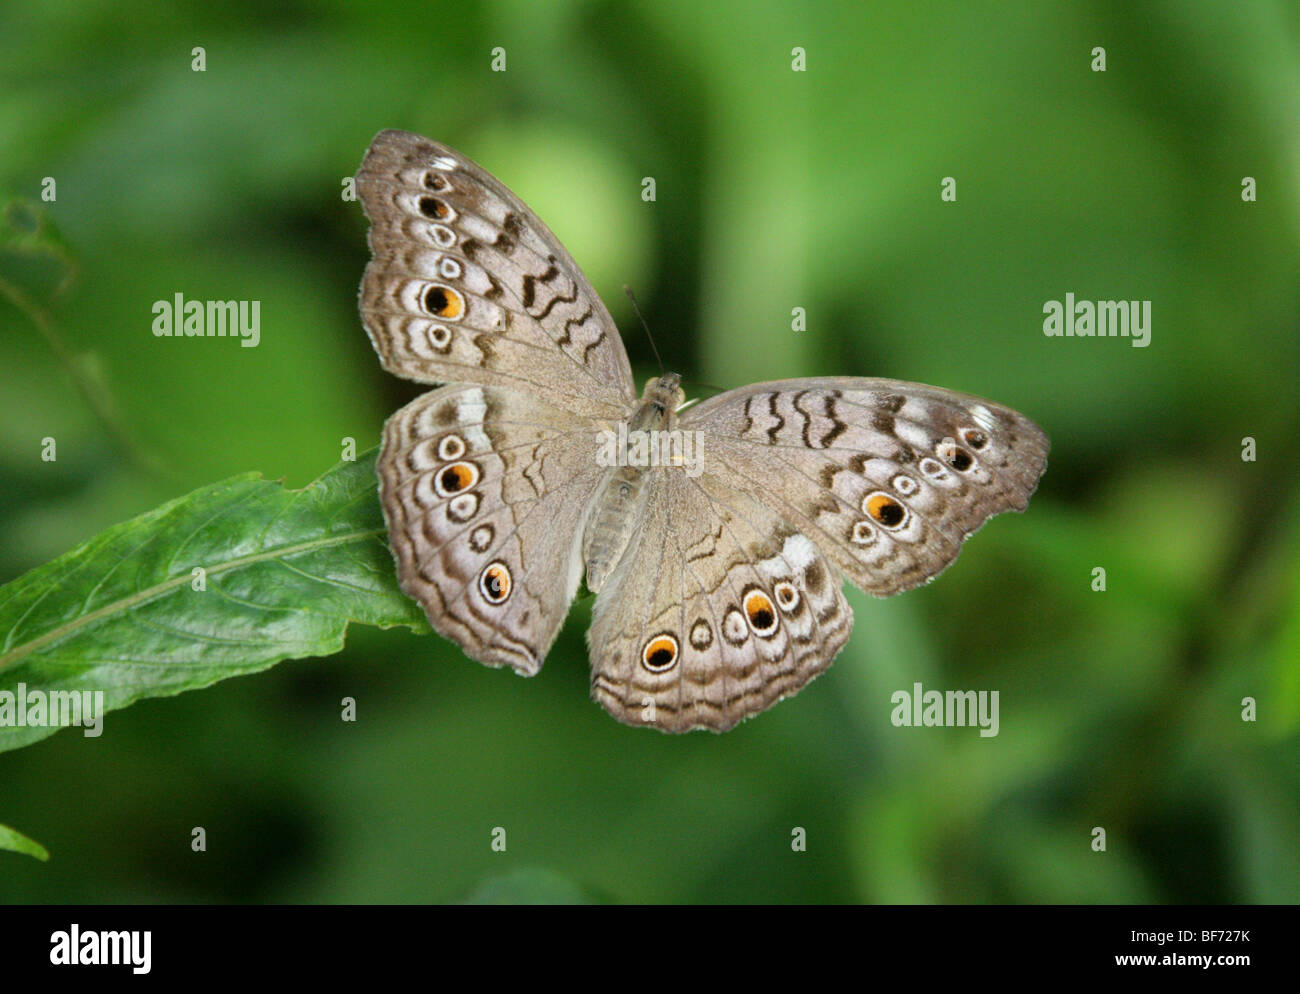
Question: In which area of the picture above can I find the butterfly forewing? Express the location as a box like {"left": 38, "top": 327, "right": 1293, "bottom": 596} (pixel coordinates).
{"left": 681, "top": 378, "right": 1049, "bottom": 596}
{"left": 357, "top": 130, "right": 636, "bottom": 418}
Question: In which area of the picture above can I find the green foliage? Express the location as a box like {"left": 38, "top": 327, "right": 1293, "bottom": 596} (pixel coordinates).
{"left": 0, "top": 822, "right": 49, "bottom": 862}
{"left": 0, "top": 453, "right": 423, "bottom": 754}
{"left": 462, "top": 868, "right": 596, "bottom": 905}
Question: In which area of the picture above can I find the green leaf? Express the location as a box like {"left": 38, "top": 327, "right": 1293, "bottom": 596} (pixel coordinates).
{"left": 0, "top": 198, "right": 78, "bottom": 306}
{"left": 0, "top": 451, "right": 425, "bottom": 753}
{"left": 0, "top": 822, "right": 50, "bottom": 861}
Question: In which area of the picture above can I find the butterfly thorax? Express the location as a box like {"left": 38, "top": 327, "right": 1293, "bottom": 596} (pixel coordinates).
{"left": 582, "top": 373, "right": 684, "bottom": 593}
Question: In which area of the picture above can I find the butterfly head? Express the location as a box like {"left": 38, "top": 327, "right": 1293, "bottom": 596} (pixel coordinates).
{"left": 641, "top": 373, "right": 685, "bottom": 416}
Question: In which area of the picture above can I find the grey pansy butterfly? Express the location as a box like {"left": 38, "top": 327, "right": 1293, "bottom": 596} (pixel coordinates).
{"left": 356, "top": 129, "right": 1049, "bottom": 733}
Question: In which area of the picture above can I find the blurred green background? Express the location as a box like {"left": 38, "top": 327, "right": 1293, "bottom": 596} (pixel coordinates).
{"left": 2, "top": 0, "right": 1298, "bottom": 903}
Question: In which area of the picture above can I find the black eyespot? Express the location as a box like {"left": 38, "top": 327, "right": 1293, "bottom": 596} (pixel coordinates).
{"left": 962, "top": 429, "right": 988, "bottom": 450}
{"left": 949, "top": 448, "right": 973, "bottom": 471}
{"left": 418, "top": 196, "right": 449, "bottom": 219}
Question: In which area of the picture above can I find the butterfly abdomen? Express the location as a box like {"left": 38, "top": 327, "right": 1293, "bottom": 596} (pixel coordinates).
{"left": 583, "top": 465, "right": 649, "bottom": 593}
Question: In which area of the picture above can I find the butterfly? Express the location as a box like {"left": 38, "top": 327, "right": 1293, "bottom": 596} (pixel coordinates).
{"left": 355, "top": 130, "right": 1048, "bottom": 733}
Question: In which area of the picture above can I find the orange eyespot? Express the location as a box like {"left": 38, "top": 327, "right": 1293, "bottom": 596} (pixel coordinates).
{"left": 479, "top": 562, "right": 512, "bottom": 604}
{"left": 865, "top": 493, "right": 906, "bottom": 528}
{"left": 961, "top": 428, "right": 988, "bottom": 450}
{"left": 642, "top": 634, "right": 679, "bottom": 672}
{"left": 743, "top": 589, "right": 778, "bottom": 636}
{"left": 436, "top": 461, "right": 479, "bottom": 497}
{"left": 424, "top": 285, "right": 464, "bottom": 320}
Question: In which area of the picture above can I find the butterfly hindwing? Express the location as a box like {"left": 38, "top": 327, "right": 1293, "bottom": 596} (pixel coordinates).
{"left": 588, "top": 467, "right": 852, "bottom": 732}
{"left": 377, "top": 383, "right": 610, "bottom": 676}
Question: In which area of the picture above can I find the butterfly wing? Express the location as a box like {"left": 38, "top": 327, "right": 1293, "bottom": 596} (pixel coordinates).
{"left": 680, "top": 377, "right": 1049, "bottom": 596}
{"left": 357, "top": 130, "right": 637, "bottom": 418}
{"left": 587, "top": 467, "right": 852, "bottom": 732}
{"left": 378, "top": 383, "right": 611, "bottom": 676}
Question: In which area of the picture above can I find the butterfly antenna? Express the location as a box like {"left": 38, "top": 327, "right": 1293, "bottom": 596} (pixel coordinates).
{"left": 624, "top": 285, "right": 664, "bottom": 375}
